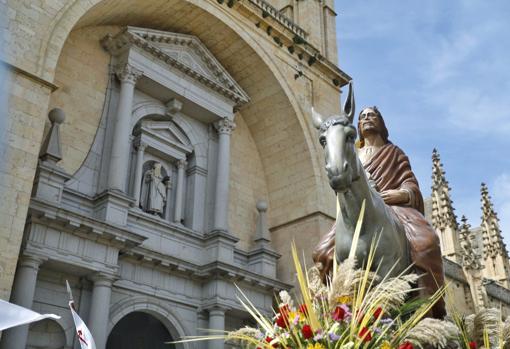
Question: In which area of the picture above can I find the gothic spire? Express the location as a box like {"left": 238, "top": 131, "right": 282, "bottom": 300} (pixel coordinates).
{"left": 459, "top": 215, "right": 481, "bottom": 270}
{"left": 431, "top": 149, "right": 458, "bottom": 231}
{"left": 480, "top": 183, "right": 508, "bottom": 258}
{"left": 431, "top": 149, "right": 460, "bottom": 261}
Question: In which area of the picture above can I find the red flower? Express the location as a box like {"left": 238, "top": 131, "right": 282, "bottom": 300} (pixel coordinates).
{"left": 301, "top": 324, "right": 313, "bottom": 339}
{"left": 265, "top": 336, "right": 279, "bottom": 348}
{"left": 398, "top": 342, "right": 414, "bottom": 349}
{"left": 332, "top": 306, "right": 346, "bottom": 321}
{"left": 275, "top": 314, "right": 289, "bottom": 328}
{"left": 276, "top": 305, "right": 291, "bottom": 328}
{"left": 469, "top": 342, "right": 477, "bottom": 349}
{"left": 299, "top": 304, "right": 308, "bottom": 317}
{"left": 358, "top": 327, "right": 372, "bottom": 342}
{"left": 373, "top": 307, "right": 383, "bottom": 319}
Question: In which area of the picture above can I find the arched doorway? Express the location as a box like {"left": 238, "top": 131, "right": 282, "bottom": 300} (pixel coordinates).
{"left": 106, "top": 311, "right": 175, "bottom": 349}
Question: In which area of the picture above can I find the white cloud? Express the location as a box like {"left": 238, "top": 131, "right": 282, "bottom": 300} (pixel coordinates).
{"left": 430, "top": 85, "right": 510, "bottom": 135}
{"left": 419, "top": 19, "right": 510, "bottom": 135}
{"left": 426, "top": 33, "right": 479, "bottom": 85}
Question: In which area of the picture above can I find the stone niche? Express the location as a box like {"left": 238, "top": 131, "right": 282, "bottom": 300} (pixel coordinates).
{"left": 129, "top": 117, "right": 193, "bottom": 223}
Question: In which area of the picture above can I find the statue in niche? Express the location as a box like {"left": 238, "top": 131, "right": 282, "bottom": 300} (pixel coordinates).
{"left": 140, "top": 162, "right": 169, "bottom": 216}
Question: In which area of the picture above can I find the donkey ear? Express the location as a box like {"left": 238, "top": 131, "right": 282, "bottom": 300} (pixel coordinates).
{"left": 343, "top": 81, "right": 355, "bottom": 123}
{"left": 311, "top": 107, "right": 324, "bottom": 129}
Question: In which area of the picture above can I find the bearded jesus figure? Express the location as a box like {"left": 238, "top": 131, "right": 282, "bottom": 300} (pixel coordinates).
{"left": 313, "top": 106, "right": 446, "bottom": 319}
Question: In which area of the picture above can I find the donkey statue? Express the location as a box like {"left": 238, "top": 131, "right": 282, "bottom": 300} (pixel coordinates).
{"left": 311, "top": 82, "right": 410, "bottom": 280}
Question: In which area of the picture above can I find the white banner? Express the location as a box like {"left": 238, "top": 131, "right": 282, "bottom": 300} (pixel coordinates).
{"left": 0, "top": 299, "right": 60, "bottom": 331}
{"left": 69, "top": 302, "right": 96, "bottom": 349}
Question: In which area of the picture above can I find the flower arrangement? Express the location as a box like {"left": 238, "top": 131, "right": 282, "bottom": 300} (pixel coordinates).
{"left": 173, "top": 204, "right": 510, "bottom": 349}
{"left": 222, "top": 241, "right": 455, "bottom": 349}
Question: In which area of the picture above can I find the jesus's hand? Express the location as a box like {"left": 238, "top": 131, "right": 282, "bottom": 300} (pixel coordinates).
{"left": 380, "top": 189, "right": 409, "bottom": 205}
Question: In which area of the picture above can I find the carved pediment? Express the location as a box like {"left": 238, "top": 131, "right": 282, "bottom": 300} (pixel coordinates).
{"left": 136, "top": 120, "right": 193, "bottom": 154}
{"left": 102, "top": 26, "right": 249, "bottom": 107}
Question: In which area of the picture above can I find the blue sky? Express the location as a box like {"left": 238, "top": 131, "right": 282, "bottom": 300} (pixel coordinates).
{"left": 334, "top": 1, "right": 510, "bottom": 243}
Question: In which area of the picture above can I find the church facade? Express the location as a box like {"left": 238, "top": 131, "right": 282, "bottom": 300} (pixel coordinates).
{"left": 1, "top": 1, "right": 509, "bottom": 349}
{"left": 0, "top": 1, "right": 346, "bottom": 348}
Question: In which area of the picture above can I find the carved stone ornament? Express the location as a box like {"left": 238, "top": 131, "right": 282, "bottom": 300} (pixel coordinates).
{"left": 176, "top": 159, "right": 188, "bottom": 169}
{"left": 115, "top": 64, "right": 143, "bottom": 84}
{"left": 213, "top": 118, "right": 236, "bottom": 135}
{"left": 39, "top": 108, "right": 65, "bottom": 163}
{"left": 166, "top": 98, "right": 183, "bottom": 116}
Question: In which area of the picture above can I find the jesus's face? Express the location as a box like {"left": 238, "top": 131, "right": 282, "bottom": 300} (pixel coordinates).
{"left": 359, "top": 108, "right": 384, "bottom": 138}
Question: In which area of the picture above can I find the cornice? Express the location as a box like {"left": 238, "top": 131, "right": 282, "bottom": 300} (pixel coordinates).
{"left": 29, "top": 198, "right": 147, "bottom": 249}
{"left": 233, "top": 0, "right": 351, "bottom": 86}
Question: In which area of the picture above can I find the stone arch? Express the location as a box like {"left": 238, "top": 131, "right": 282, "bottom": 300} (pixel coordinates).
{"left": 108, "top": 297, "right": 191, "bottom": 349}
{"left": 131, "top": 100, "right": 206, "bottom": 169}
{"left": 131, "top": 101, "right": 168, "bottom": 128}
{"left": 42, "top": 0, "right": 329, "bottom": 228}
{"left": 27, "top": 318, "right": 70, "bottom": 349}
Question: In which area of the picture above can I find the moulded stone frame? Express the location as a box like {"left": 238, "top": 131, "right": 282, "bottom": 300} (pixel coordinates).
{"left": 107, "top": 296, "right": 192, "bottom": 349}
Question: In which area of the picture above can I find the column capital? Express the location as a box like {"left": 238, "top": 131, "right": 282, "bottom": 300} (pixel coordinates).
{"left": 89, "top": 272, "right": 116, "bottom": 287}
{"left": 115, "top": 64, "right": 143, "bottom": 84}
{"left": 19, "top": 254, "right": 46, "bottom": 270}
{"left": 213, "top": 118, "right": 236, "bottom": 135}
{"left": 207, "top": 305, "right": 229, "bottom": 315}
{"left": 176, "top": 158, "right": 188, "bottom": 169}
{"left": 135, "top": 141, "right": 148, "bottom": 152}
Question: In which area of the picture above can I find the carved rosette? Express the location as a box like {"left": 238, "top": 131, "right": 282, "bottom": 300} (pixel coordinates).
{"left": 115, "top": 64, "right": 143, "bottom": 84}
{"left": 213, "top": 118, "right": 236, "bottom": 135}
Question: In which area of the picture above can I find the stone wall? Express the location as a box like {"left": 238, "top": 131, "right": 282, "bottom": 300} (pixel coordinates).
{"left": 48, "top": 26, "right": 114, "bottom": 174}
{"left": 229, "top": 113, "right": 269, "bottom": 251}
{"left": 271, "top": 212, "right": 334, "bottom": 283}
{"left": 0, "top": 69, "right": 52, "bottom": 300}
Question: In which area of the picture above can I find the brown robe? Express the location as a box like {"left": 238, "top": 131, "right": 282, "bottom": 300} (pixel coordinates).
{"left": 313, "top": 143, "right": 446, "bottom": 318}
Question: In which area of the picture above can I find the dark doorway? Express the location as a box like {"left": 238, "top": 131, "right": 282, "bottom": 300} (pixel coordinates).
{"left": 106, "top": 311, "right": 175, "bottom": 349}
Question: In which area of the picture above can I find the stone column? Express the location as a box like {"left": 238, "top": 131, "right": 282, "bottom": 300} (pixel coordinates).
{"left": 0, "top": 255, "right": 45, "bottom": 349}
{"left": 212, "top": 119, "right": 236, "bottom": 232}
{"left": 133, "top": 142, "right": 147, "bottom": 207}
{"left": 208, "top": 308, "right": 226, "bottom": 349}
{"left": 164, "top": 179, "right": 172, "bottom": 220}
{"left": 88, "top": 273, "right": 115, "bottom": 349}
{"left": 196, "top": 310, "right": 209, "bottom": 349}
{"left": 173, "top": 159, "right": 187, "bottom": 223}
{"left": 108, "top": 64, "right": 142, "bottom": 192}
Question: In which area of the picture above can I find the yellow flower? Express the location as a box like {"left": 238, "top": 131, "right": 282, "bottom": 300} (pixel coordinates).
{"left": 288, "top": 311, "right": 300, "bottom": 322}
{"left": 336, "top": 295, "right": 352, "bottom": 304}
{"left": 307, "top": 343, "right": 326, "bottom": 349}
{"left": 380, "top": 341, "right": 392, "bottom": 349}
